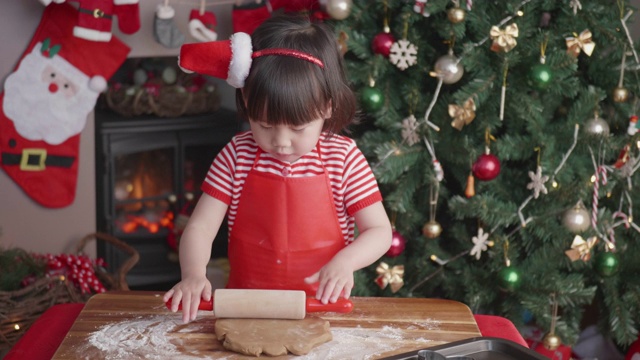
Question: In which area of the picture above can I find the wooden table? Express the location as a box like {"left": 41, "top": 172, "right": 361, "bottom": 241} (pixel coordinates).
{"left": 52, "top": 291, "right": 481, "bottom": 359}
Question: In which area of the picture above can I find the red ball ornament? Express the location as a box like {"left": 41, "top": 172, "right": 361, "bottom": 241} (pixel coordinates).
{"left": 371, "top": 32, "right": 396, "bottom": 58}
{"left": 626, "top": 334, "right": 640, "bottom": 360}
{"left": 386, "top": 229, "right": 407, "bottom": 257}
{"left": 472, "top": 150, "right": 501, "bottom": 181}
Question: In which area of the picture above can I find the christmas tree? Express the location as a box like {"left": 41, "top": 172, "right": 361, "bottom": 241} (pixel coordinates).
{"left": 333, "top": 0, "right": 640, "bottom": 350}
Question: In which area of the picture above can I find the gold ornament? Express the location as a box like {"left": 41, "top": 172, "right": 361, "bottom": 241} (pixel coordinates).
{"left": 447, "top": 7, "right": 466, "bottom": 24}
{"left": 565, "top": 235, "right": 598, "bottom": 262}
{"left": 422, "top": 220, "right": 443, "bottom": 239}
{"left": 490, "top": 23, "right": 519, "bottom": 53}
{"left": 375, "top": 262, "right": 404, "bottom": 293}
{"left": 542, "top": 333, "right": 562, "bottom": 350}
{"left": 449, "top": 98, "right": 476, "bottom": 130}
{"left": 337, "top": 31, "right": 349, "bottom": 57}
{"left": 612, "top": 86, "right": 630, "bottom": 103}
{"left": 566, "top": 29, "right": 595, "bottom": 57}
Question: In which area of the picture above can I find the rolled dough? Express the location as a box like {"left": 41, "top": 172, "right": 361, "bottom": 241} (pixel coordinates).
{"left": 215, "top": 317, "right": 332, "bottom": 357}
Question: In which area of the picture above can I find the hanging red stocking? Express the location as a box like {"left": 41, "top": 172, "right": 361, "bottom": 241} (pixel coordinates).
{"left": 270, "top": 0, "right": 319, "bottom": 13}
{"left": 113, "top": 0, "right": 141, "bottom": 34}
{"left": 0, "top": 3, "right": 130, "bottom": 208}
{"left": 232, "top": 1, "right": 272, "bottom": 35}
{"left": 39, "top": 0, "right": 140, "bottom": 42}
{"left": 189, "top": 1, "right": 218, "bottom": 42}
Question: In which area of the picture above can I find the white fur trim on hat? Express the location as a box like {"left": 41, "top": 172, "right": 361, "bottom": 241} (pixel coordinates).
{"left": 114, "top": 0, "right": 139, "bottom": 4}
{"left": 89, "top": 76, "right": 107, "bottom": 92}
{"left": 227, "top": 32, "right": 252, "bottom": 88}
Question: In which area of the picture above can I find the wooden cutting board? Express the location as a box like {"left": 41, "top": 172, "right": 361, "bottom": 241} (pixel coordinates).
{"left": 52, "top": 291, "right": 480, "bottom": 359}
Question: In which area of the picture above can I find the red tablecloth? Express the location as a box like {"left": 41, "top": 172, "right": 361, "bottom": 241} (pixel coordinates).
{"left": 4, "top": 303, "right": 528, "bottom": 359}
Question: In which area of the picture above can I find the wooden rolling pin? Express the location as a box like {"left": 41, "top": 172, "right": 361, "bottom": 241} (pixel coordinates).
{"left": 165, "top": 289, "right": 353, "bottom": 319}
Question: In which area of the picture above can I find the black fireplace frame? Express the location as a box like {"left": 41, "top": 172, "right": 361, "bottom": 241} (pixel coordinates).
{"left": 94, "top": 108, "right": 239, "bottom": 289}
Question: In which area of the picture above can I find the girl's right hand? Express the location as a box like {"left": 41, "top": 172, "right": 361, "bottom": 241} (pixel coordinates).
{"left": 163, "top": 276, "right": 212, "bottom": 324}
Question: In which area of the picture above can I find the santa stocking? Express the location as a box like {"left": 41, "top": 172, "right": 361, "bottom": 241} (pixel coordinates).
{"left": 154, "top": 2, "right": 185, "bottom": 48}
{"left": 0, "top": 3, "right": 129, "bottom": 208}
{"left": 232, "top": 1, "right": 272, "bottom": 35}
{"left": 189, "top": 8, "right": 218, "bottom": 42}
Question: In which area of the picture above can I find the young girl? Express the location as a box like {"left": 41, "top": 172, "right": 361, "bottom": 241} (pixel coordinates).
{"left": 164, "top": 14, "right": 392, "bottom": 324}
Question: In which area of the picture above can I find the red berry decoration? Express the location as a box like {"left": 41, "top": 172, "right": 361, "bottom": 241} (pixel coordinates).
{"left": 372, "top": 32, "right": 396, "bottom": 57}
{"left": 472, "top": 149, "right": 501, "bottom": 181}
{"left": 386, "top": 229, "right": 407, "bottom": 257}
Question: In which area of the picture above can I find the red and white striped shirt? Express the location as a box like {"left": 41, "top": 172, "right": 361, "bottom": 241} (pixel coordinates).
{"left": 201, "top": 131, "right": 383, "bottom": 244}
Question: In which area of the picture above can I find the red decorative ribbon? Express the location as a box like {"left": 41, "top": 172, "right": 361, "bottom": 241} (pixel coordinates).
{"left": 252, "top": 48, "right": 324, "bottom": 68}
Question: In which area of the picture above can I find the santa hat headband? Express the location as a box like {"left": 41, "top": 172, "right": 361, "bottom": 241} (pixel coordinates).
{"left": 178, "top": 32, "right": 324, "bottom": 88}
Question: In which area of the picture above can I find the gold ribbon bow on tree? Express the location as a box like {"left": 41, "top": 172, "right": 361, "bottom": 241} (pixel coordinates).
{"left": 565, "top": 235, "right": 598, "bottom": 261}
{"left": 375, "top": 262, "right": 405, "bottom": 293}
{"left": 490, "top": 23, "right": 519, "bottom": 53}
{"left": 449, "top": 98, "right": 476, "bottom": 130}
{"left": 566, "top": 29, "right": 595, "bottom": 57}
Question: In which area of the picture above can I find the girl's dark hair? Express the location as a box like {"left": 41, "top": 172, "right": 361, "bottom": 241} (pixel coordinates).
{"left": 235, "top": 15, "right": 357, "bottom": 134}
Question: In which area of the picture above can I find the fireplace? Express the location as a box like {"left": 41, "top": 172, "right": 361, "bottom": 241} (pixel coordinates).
{"left": 94, "top": 108, "right": 239, "bottom": 289}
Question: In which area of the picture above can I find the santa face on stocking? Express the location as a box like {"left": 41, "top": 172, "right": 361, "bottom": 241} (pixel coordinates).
{"left": 3, "top": 40, "right": 105, "bottom": 145}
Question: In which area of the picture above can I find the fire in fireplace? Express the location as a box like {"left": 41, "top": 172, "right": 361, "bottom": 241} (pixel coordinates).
{"left": 94, "top": 108, "right": 239, "bottom": 289}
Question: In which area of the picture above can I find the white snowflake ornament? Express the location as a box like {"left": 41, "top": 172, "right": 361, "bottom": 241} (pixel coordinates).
{"left": 390, "top": 39, "right": 418, "bottom": 71}
{"left": 470, "top": 228, "right": 490, "bottom": 260}
{"left": 401, "top": 115, "right": 420, "bottom": 145}
{"left": 527, "top": 166, "right": 549, "bottom": 199}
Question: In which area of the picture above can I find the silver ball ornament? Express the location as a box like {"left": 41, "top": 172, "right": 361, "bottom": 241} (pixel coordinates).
{"left": 322, "top": 0, "right": 352, "bottom": 20}
{"left": 434, "top": 54, "right": 464, "bottom": 84}
{"left": 584, "top": 116, "right": 610, "bottom": 137}
{"left": 562, "top": 201, "right": 590, "bottom": 233}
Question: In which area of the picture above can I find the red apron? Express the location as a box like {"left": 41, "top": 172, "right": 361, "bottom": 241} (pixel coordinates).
{"left": 226, "top": 145, "right": 345, "bottom": 295}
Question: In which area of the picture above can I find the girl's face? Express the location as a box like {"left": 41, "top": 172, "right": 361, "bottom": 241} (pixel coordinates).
{"left": 249, "top": 116, "right": 325, "bottom": 163}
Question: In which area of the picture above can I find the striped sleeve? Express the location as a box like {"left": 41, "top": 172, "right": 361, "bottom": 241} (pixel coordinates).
{"left": 201, "top": 136, "right": 240, "bottom": 205}
{"left": 341, "top": 140, "right": 383, "bottom": 215}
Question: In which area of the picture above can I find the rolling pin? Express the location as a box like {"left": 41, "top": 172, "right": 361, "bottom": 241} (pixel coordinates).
{"left": 165, "top": 289, "right": 353, "bottom": 319}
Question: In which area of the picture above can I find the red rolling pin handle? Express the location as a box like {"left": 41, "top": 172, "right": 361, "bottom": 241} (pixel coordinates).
{"left": 165, "top": 297, "right": 353, "bottom": 313}
{"left": 306, "top": 298, "right": 353, "bottom": 313}
{"left": 165, "top": 297, "right": 214, "bottom": 311}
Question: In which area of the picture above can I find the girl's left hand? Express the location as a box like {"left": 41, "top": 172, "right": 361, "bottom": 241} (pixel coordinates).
{"left": 304, "top": 258, "right": 354, "bottom": 304}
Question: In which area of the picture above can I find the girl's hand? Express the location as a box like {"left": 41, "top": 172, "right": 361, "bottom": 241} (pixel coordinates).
{"left": 163, "top": 276, "right": 212, "bottom": 324}
{"left": 304, "top": 258, "right": 354, "bottom": 304}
